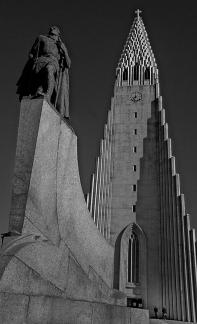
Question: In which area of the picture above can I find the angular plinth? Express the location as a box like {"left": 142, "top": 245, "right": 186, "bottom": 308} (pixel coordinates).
{"left": 0, "top": 99, "right": 127, "bottom": 323}
{"left": 9, "top": 99, "right": 43, "bottom": 234}
{"left": 7, "top": 98, "right": 114, "bottom": 284}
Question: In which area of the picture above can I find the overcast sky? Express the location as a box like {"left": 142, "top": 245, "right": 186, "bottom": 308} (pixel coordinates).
{"left": 0, "top": 0, "right": 197, "bottom": 233}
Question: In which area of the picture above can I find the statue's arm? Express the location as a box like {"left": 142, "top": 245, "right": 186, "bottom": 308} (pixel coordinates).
{"left": 29, "top": 37, "right": 40, "bottom": 59}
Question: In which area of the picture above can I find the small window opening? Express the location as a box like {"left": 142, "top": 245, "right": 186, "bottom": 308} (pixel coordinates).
{"left": 133, "top": 146, "right": 137, "bottom": 153}
{"left": 132, "top": 205, "right": 136, "bottom": 212}
{"left": 133, "top": 184, "right": 137, "bottom": 192}
{"left": 134, "top": 112, "right": 137, "bottom": 118}
{"left": 127, "top": 298, "right": 142, "bottom": 308}
{"left": 134, "top": 129, "right": 137, "bottom": 135}
{"left": 133, "top": 165, "right": 137, "bottom": 172}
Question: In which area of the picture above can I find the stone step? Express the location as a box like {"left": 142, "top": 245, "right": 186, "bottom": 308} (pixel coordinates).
{"left": 150, "top": 319, "right": 197, "bottom": 324}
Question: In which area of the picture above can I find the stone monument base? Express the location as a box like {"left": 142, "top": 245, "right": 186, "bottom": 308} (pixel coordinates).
{"left": 0, "top": 99, "right": 149, "bottom": 323}
{"left": 0, "top": 234, "right": 149, "bottom": 324}
{"left": 0, "top": 292, "right": 149, "bottom": 323}
{"left": 150, "top": 320, "right": 197, "bottom": 324}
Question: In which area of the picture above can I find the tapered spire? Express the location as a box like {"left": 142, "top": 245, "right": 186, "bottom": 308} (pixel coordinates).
{"left": 135, "top": 9, "right": 142, "bottom": 19}
{"left": 116, "top": 10, "right": 158, "bottom": 86}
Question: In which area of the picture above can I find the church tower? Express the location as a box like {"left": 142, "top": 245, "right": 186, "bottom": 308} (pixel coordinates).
{"left": 87, "top": 10, "right": 197, "bottom": 321}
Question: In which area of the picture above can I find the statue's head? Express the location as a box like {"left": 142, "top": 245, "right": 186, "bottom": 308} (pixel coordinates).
{"left": 49, "top": 26, "right": 60, "bottom": 37}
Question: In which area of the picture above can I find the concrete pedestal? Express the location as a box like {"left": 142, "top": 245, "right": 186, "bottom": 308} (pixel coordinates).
{"left": 0, "top": 99, "right": 149, "bottom": 323}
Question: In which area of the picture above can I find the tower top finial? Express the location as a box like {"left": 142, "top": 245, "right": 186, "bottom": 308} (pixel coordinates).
{"left": 135, "top": 9, "right": 142, "bottom": 19}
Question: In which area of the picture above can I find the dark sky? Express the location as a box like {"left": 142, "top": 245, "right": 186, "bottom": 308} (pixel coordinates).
{"left": 0, "top": 0, "right": 197, "bottom": 233}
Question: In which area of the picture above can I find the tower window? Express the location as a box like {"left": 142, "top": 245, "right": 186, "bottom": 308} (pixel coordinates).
{"left": 144, "top": 67, "right": 150, "bottom": 80}
{"left": 133, "top": 165, "right": 137, "bottom": 172}
{"left": 132, "top": 205, "right": 136, "bottom": 212}
{"left": 123, "top": 68, "right": 128, "bottom": 81}
{"left": 134, "top": 129, "right": 137, "bottom": 135}
{"left": 128, "top": 233, "right": 139, "bottom": 284}
{"left": 133, "top": 146, "right": 137, "bottom": 153}
{"left": 132, "top": 184, "right": 137, "bottom": 192}
{"left": 134, "top": 64, "right": 139, "bottom": 81}
{"left": 134, "top": 112, "right": 137, "bottom": 118}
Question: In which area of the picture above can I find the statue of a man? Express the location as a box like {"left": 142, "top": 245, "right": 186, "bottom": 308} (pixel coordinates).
{"left": 16, "top": 26, "right": 71, "bottom": 118}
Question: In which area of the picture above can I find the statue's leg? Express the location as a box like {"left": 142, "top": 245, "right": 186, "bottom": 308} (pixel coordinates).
{"left": 34, "top": 63, "right": 45, "bottom": 97}
{"left": 45, "top": 64, "right": 56, "bottom": 103}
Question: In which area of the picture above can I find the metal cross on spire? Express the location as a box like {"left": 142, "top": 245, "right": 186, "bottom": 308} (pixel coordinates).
{"left": 135, "top": 9, "right": 142, "bottom": 19}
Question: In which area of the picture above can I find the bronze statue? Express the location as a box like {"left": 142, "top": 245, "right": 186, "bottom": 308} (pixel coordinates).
{"left": 16, "top": 26, "right": 71, "bottom": 118}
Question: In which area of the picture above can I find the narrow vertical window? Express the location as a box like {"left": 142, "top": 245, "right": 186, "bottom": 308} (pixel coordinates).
{"left": 132, "top": 184, "right": 136, "bottom": 192}
{"left": 133, "top": 165, "right": 137, "bottom": 171}
{"left": 134, "top": 112, "right": 137, "bottom": 118}
{"left": 132, "top": 205, "right": 136, "bottom": 212}
{"left": 133, "top": 146, "right": 137, "bottom": 153}
{"left": 128, "top": 233, "right": 139, "bottom": 284}
{"left": 134, "top": 129, "right": 137, "bottom": 135}
{"left": 132, "top": 234, "right": 139, "bottom": 283}
{"left": 128, "top": 238, "right": 132, "bottom": 283}
{"left": 123, "top": 68, "right": 128, "bottom": 81}
{"left": 144, "top": 67, "right": 150, "bottom": 80}
{"left": 134, "top": 64, "right": 139, "bottom": 80}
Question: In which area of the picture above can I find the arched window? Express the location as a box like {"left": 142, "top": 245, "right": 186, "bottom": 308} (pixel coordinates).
{"left": 144, "top": 67, "right": 150, "bottom": 80}
{"left": 123, "top": 68, "right": 128, "bottom": 81}
{"left": 127, "top": 233, "right": 139, "bottom": 284}
{"left": 134, "top": 64, "right": 139, "bottom": 81}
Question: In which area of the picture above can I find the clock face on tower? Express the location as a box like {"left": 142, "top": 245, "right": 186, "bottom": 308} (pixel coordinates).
{"left": 130, "top": 91, "right": 142, "bottom": 102}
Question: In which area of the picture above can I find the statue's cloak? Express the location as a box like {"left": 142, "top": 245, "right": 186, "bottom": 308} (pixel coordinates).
{"left": 57, "top": 68, "right": 69, "bottom": 118}
{"left": 16, "top": 35, "right": 70, "bottom": 118}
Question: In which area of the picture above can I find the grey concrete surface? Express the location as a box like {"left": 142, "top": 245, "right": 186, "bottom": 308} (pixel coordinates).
{"left": 0, "top": 99, "right": 141, "bottom": 323}
{"left": 150, "top": 320, "right": 196, "bottom": 324}
{"left": 5, "top": 99, "right": 113, "bottom": 287}
{"left": 0, "top": 292, "right": 149, "bottom": 324}
{"left": 9, "top": 99, "right": 43, "bottom": 234}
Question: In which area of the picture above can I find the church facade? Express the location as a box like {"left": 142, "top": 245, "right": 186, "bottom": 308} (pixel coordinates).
{"left": 0, "top": 11, "right": 196, "bottom": 324}
{"left": 86, "top": 11, "right": 197, "bottom": 322}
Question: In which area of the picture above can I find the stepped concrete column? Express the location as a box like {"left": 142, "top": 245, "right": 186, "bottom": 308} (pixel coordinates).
{"left": 190, "top": 229, "right": 197, "bottom": 318}
{"left": 184, "top": 215, "right": 196, "bottom": 322}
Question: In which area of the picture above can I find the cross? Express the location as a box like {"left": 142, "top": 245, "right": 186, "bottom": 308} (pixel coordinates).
{"left": 135, "top": 9, "right": 142, "bottom": 19}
